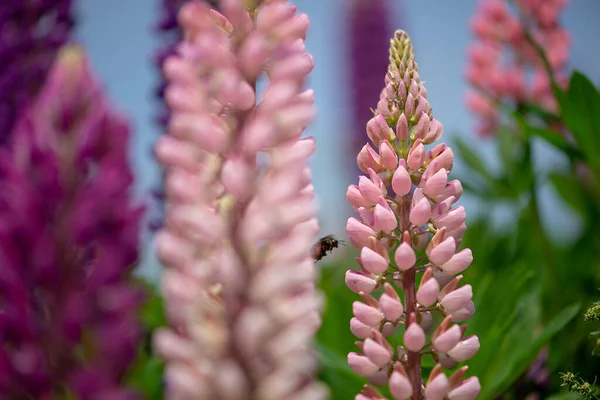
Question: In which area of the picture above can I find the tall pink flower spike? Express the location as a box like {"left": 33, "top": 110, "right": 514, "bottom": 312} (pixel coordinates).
{"left": 151, "top": 0, "right": 328, "bottom": 399}
{"left": 466, "top": 0, "right": 570, "bottom": 136}
{"left": 346, "top": 30, "right": 481, "bottom": 400}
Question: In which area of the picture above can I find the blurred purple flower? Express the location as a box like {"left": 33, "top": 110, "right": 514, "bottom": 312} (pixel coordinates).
{"left": 0, "top": 45, "right": 144, "bottom": 399}
{"left": 0, "top": 0, "right": 75, "bottom": 145}
{"left": 346, "top": 0, "right": 395, "bottom": 175}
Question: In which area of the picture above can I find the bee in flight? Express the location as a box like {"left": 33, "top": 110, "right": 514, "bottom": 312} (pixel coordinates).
{"left": 311, "top": 235, "right": 345, "bottom": 262}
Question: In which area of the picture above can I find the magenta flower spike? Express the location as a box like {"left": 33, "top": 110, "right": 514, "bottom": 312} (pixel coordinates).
{"left": 465, "top": 0, "right": 570, "bottom": 136}
{"left": 0, "top": 0, "right": 75, "bottom": 145}
{"left": 0, "top": 45, "right": 143, "bottom": 399}
{"left": 152, "top": 0, "right": 327, "bottom": 398}
{"left": 345, "top": 30, "right": 480, "bottom": 399}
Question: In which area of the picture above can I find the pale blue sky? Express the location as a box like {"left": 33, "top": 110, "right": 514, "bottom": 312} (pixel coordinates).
{"left": 75, "top": 0, "right": 600, "bottom": 279}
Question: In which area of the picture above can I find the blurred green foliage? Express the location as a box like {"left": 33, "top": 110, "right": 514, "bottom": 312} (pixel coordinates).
{"left": 125, "top": 278, "right": 166, "bottom": 400}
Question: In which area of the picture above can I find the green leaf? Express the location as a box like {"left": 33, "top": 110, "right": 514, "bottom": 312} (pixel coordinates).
{"left": 453, "top": 136, "right": 495, "bottom": 182}
{"left": 126, "top": 355, "right": 165, "bottom": 400}
{"left": 521, "top": 123, "right": 583, "bottom": 161}
{"left": 481, "top": 302, "right": 581, "bottom": 399}
{"left": 559, "top": 71, "right": 600, "bottom": 170}
{"left": 545, "top": 392, "right": 585, "bottom": 400}
{"left": 548, "top": 172, "right": 589, "bottom": 218}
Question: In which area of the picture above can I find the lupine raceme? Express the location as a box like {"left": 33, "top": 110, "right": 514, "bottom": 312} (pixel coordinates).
{"left": 152, "top": 0, "right": 327, "bottom": 399}
{"left": 345, "top": 30, "right": 481, "bottom": 400}
{"left": 465, "top": 0, "right": 570, "bottom": 135}
{"left": 0, "top": 45, "right": 144, "bottom": 399}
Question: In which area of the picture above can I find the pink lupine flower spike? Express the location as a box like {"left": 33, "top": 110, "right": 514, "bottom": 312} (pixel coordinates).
{"left": 347, "top": 30, "right": 480, "bottom": 400}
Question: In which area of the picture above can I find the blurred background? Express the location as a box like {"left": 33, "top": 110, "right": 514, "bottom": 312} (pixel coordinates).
{"left": 72, "top": 1, "right": 600, "bottom": 398}
{"left": 75, "top": 0, "right": 600, "bottom": 279}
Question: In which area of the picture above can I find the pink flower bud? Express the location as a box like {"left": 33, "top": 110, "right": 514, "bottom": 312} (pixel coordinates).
{"left": 432, "top": 179, "right": 463, "bottom": 203}
{"left": 394, "top": 242, "right": 416, "bottom": 271}
{"left": 410, "top": 197, "right": 431, "bottom": 226}
{"left": 170, "top": 113, "right": 230, "bottom": 153}
{"left": 407, "top": 140, "right": 425, "bottom": 170}
{"left": 367, "top": 114, "right": 392, "bottom": 144}
{"left": 439, "top": 352, "right": 458, "bottom": 369}
{"left": 431, "top": 196, "right": 456, "bottom": 219}
{"left": 404, "top": 319, "right": 425, "bottom": 352}
{"left": 447, "top": 377, "right": 481, "bottom": 400}
{"left": 381, "top": 322, "right": 397, "bottom": 337}
{"left": 392, "top": 161, "right": 412, "bottom": 196}
{"left": 435, "top": 206, "right": 466, "bottom": 231}
{"left": 358, "top": 207, "right": 375, "bottom": 227}
{"left": 404, "top": 93, "right": 416, "bottom": 118}
{"left": 428, "top": 237, "right": 457, "bottom": 265}
{"left": 364, "top": 338, "right": 392, "bottom": 368}
{"left": 412, "top": 112, "right": 431, "bottom": 141}
{"left": 415, "top": 96, "right": 431, "bottom": 119}
{"left": 357, "top": 385, "right": 386, "bottom": 400}
{"left": 389, "top": 369, "right": 413, "bottom": 399}
{"left": 429, "top": 143, "right": 446, "bottom": 159}
{"left": 347, "top": 185, "right": 369, "bottom": 210}
{"left": 423, "top": 168, "right": 449, "bottom": 197}
{"left": 448, "top": 335, "right": 480, "bottom": 362}
{"left": 347, "top": 217, "right": 376, "bottom": 247}
{"left": 447, "top": 223, "right": 467, "bottom": 242}
{"left": 379, "top": 293, "right": 404, "bottom": 321}
{"left": 373, "top": 202, "right": 397, "bottom": 234}
{"left": 368, "top": 369, "right": 389, "bottom": 386}
{"left": 350, "top": 317, "right": 373, "bottom": 339}
{"left": 221, "top": 156, "right": 253, "bottom": 201}
{"left": 440, "top": 285, "right": 473, "bottom": 312}
{"left": 423, "top": 119, "right": 443, "bottom": 144}
{"left": 433, "top": 324, "right": 462, "bottom": 353}
{"left": 433, "top": 147, "right": 454, "bottom": 172}
{"left": 240, "top": 116, "right": 276, "bottom": 152}
{"left": 237, "top": 32, "right": 269, "bottom": 77}
{"left": 155, "top": 231, "right": 194, "bottom": 268}
{"left": 360, "top": 247, "right": 389, "bottom": 275}
{"left": 353, "top": 301, "right": 384, "bottom": 326}
{"left": 358, "top": 175, "right": 383, "bottom": 205}
{"left": 270, "top": 53, "right": 314, "bottom": 81}
{"left": 420, "top": 311, "right": 433, "bottom": 329}
{"left": 357, "top": 144, "right": 383, "bottom": 173}
{"left": 348, "top": 352, "right": 379, "bottom": 377}
{"left": 433, "top": 269, "right": 454, "bottom": 288}
{"left": 425, "top": 373, "right": 450, "bottom": 400}
{"left": 345, "top": 270, "right": 377, "bottom": 294}
{"left": 440, "top": 248, "right": 473, "bottom": 274}
{"left": 396, "top": 113, "right": 409, "bottom": 141}
{"left": 451, "top": 301, "right": 475, "bottom": 322}
{"left": 379, "top": 140, "right": 398, "bottom": 170}
{"left": 416, "top": 276, "right": 440, "bottom": 307}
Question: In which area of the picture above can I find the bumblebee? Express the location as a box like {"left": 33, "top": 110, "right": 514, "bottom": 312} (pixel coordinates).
{"left": 311, "top": 235, "right": 345, "bottom": 262}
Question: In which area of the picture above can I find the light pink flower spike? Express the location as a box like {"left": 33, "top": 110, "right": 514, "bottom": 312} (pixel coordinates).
{"left": 155, "top": 1, "right": 328, "bottom": 398}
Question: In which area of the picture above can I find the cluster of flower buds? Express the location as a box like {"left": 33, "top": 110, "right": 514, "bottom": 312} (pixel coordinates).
{"left": 0, "top": 46, "right": 143, "bottom": 399}
{"left": 465, "top": 0, "right": 570, "bottom": 135}
{"left": 152, "top": 0, "right": 327, "bottom": 399}
{"left": 345, "top": 30, "right": 480, "bottom": 400}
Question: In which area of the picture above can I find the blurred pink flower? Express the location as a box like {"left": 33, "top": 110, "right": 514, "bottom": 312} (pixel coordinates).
{"left": 152, "top": 1, "right": 327, "bottom": 398}
{"left": 466, "top": 0, "right": 570, "bottom": 136}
